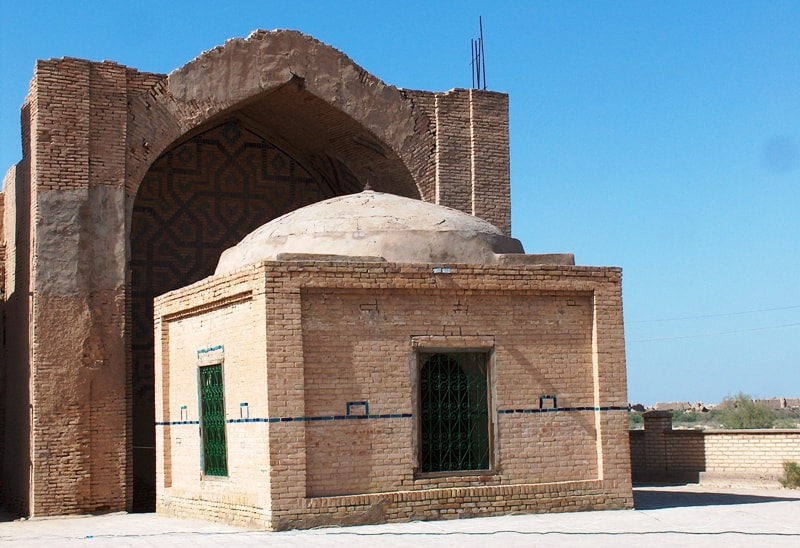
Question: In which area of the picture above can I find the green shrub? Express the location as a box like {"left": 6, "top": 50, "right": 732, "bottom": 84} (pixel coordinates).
{"left": 774, "top": 408, "right": 800, "bottom": 429}
{"left": 712, "top": 393, "right": 775, "bottom": 429}
{"left": 780, "top": 461, "right": 800, "bottom": 489}
{"left": 774, "top": 417, "right": 800, "bottom": 429}
{"left": 672, "top": 409, "right": 702, "bottom": 423}
{"left": 629, "top": 411, "right": 643, "bottom": 429}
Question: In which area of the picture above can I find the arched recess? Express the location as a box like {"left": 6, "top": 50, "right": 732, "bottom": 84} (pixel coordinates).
{"left": 130, "top": 119, "right": 364, "bottom": 510}
{"left": 126, "top": 29, "right": 433, "bottom": 202}
{"left": 127, "top": 30, "right": 432, "bottom": 511}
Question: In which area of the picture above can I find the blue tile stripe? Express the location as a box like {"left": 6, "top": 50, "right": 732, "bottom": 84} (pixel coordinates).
{"left": 156, "top": 413, "right": 412, "bottom": 426}
{"left": 498, "top": 406, "right": 628, "bottom": 414}
{"left": 156, "top": 408, "right": 629, "bottom": 426}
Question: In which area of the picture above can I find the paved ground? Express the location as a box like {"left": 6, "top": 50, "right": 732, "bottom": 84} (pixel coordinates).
{"left": 2, "top": 485, "right": 800, "bottom": 547}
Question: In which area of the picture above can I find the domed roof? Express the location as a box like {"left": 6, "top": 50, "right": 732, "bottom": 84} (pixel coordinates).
{"left": 215, "top": 191, "right": 524, "bottom": 274}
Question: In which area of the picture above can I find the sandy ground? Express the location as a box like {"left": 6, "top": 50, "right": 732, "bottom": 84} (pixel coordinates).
{"left": 2, "top": 484, "right": 800, "bottom": 547}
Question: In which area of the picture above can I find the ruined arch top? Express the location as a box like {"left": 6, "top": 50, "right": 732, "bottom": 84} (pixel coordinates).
{"left": 167, "top": 29, "right": 417, "bottom": 144}
{"left": 126, "top": 29, "right": 429, "bottom": 200}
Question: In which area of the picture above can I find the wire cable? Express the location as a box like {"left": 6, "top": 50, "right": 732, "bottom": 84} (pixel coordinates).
{"left": 628, "top": 304, "right": 800, "bottom": 324}
{"left": 629, "top": 322, "right": 800, "bottom": 343}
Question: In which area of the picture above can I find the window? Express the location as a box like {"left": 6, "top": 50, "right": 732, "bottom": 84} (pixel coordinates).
{"left": 419, "top": 352, "right": 490, "bottom": 473}
{"left": 199, "top": 364, "right": 228, "bottom": 476}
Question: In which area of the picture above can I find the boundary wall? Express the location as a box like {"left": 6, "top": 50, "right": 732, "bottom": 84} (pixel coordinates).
{"left": 630, "top": 411, "right": 800, "bottom": 485}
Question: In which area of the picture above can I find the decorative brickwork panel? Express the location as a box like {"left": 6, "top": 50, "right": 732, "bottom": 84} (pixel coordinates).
{"left": 131, "top": 121, "right": 330, "bottom": 509}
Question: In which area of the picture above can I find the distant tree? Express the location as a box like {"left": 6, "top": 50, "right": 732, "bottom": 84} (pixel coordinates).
{"left": 672, "top": 409, "right": 702, "bottom": 423}
{"left": 713, "top": 393, "right": 775, "bottom": 429}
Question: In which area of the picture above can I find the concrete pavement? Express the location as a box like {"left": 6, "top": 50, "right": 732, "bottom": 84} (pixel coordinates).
{"left": 2, "top": 485, "right": 800, "bottom": 547}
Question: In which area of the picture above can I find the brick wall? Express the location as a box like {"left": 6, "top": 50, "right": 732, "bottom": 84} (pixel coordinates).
{"left": 155, "top": 268, "right": 270, "bottom": 527}
{"left": 631, "top": 411, "right": 800, "bottom": 485}
{"left": 301, "top": 290, "right": 598, "bottom": 497}
{"left": 154, "top": 260, "right": 632, "bottom": 529}
{"left": 702, "top": 431, "right": 800, "bottom": 483}
{"left": 468, "top": 90, "right": 511, "bottom": 234}
{"left": 406, "top": 89, "right": 511, "bottom": 234}
{"left": 26, "top": 58, "right": 129, "bottom": 516}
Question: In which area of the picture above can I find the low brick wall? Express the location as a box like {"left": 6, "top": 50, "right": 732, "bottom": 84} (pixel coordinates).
{"left": 630, "top": 411, "right": 800, "bottom": 485}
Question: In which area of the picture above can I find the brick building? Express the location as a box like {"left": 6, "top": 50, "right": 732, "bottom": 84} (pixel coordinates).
{"left": 0, "top": 30, "right": 632, "bottom": 524}
{"left": 155, "top": 191, "right": 632, "bottom": 529}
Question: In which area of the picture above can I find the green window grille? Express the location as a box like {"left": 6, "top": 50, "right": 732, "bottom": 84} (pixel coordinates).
{"left": 419, "top": 352, "right": 490, "bottom": 473}
{"left": 199, "top": 364, "right": 228, "bottom": 476}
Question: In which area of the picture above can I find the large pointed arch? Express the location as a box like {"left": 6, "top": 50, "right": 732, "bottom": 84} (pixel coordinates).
{"left": 126, "top": 30, "right": 434, "bottom": 203}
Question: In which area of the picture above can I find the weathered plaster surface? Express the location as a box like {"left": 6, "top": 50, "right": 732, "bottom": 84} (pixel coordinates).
{"left": 35, "top": 188, "right": 125, "bottom": 295}
{"left": 216, "top": 191, "right": 523, "bottom": 274}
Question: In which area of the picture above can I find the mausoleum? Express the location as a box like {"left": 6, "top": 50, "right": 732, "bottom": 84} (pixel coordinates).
{"left": 0, "top": 29, "right": 632, "bottom": 525}
{"left": 153, "top": 190, "right": 632, "bottom": 529}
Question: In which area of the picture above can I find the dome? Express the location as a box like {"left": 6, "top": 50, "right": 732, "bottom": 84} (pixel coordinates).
{"left": 215, "top": 191, "right": 524, "bottom": 274}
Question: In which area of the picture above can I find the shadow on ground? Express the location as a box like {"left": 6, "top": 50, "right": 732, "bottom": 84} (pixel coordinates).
{"left": 634, "top": 488, "right": 798, "bottom": 510}
{"left": 0, "top": 508, "right": 18, "bottom": 523}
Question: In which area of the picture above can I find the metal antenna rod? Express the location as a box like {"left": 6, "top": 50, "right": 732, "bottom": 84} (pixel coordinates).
{"left": 479, "top": 16, "right": 486, "bottom": 90}
{"left": 471, "top": 38, "right": 476, "bottom": 89}
{"left": 475, "top": 38, "right": 481, "bottom": 89}
{"left": 470, "top": 17, "right": 487, "bottom": 90}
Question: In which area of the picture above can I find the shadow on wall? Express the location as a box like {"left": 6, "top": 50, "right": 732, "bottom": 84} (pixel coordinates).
{"left": 630, "top": 411, "right": 706, "bottom": 485}
{"left": 1, "top": 130, "right": 33, "bottom": 516}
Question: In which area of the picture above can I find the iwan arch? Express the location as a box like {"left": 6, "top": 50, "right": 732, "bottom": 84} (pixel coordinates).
{"left": 0, "top": 30, "right": 631, "bottom": 522}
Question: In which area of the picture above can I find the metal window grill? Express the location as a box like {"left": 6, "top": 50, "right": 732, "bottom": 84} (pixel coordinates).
{"left": 200, "top": 364, "right": 228, "bottom": 476}
{"left": 419, "top": 352, "right": 490, "bottom": 473}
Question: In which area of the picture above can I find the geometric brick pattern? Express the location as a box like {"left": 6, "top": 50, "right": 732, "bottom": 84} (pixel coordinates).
{"left": 130, "top": 121, "right": 334, "bottom": 509}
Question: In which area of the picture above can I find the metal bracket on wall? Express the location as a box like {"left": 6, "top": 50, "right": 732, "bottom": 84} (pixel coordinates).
{"left": 539, "top": 395, "right": 558, "bottom": 410}
{"left": 346, "top": 401, "right": 369, "bottom": 416}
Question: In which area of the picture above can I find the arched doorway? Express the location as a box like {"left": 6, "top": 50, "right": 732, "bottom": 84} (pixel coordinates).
{"left": 130, "top": 120, "right": 362, "bottom": 509}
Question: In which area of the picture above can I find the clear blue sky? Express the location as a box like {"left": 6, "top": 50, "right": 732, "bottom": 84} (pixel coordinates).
{"left": 1, "top": 1, "right": 798, "bottom": 405}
